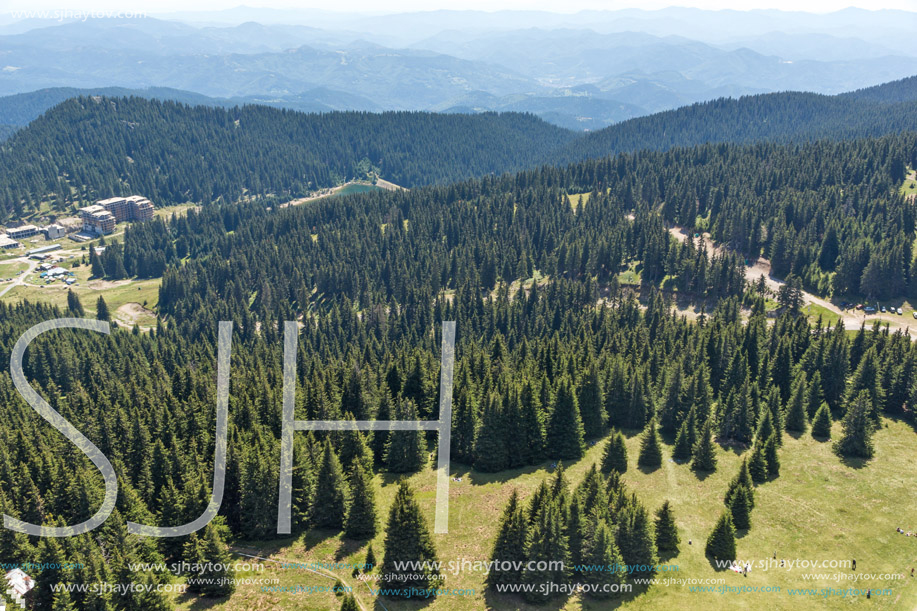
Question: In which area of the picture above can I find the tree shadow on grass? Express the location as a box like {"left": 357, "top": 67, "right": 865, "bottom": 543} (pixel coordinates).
{"left": 302, "top": 528, "right": 342, "bottom": 552}
{"left": 175, "top": 591, "right": 228, "bottom": 610}
{"left": 637, "top": 463, "right": 662, "bottom": 475}
{"left": 707, "top": 555, "right": 734, "bottom": 571}
{"left": 657, "top": 549, "right": 680, "bottom": 564}
{"left": 334, "top": 537, "right": 367, "bottom": 562}
{"left": 691, "top": 467, "right": 715, "bottom": 482}
{"left": 453, "top": 461, "right": 564, "bottom": 486}
{"left": 735, "top": 527, "right": 750, "bottom": 540}
{"left": 483, "top": 583, "right": 648, "bottom": 610}
{"left": 839, "top": 455, "right": 871, "bottom": 470}
{"left": 716, "top": 439, "right": 750, "bottom": 456}
{"left": 372, "top": 593, "right": 437, "bottom": 610}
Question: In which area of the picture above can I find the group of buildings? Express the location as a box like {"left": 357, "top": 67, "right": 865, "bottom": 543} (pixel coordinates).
{"left": 0, "top": 195, "right": 155, "bottom": 249}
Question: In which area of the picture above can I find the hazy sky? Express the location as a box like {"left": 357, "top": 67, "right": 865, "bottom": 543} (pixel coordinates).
{"left": 5, "top": 0, "right": 917, "bottom": 14}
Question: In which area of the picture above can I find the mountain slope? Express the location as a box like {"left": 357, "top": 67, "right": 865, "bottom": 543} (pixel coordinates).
{"left": 0, "top": 96, "right": 575, "bottom": 219}
{"left": 552, "top": 87, "right": 917, "bottom": 164}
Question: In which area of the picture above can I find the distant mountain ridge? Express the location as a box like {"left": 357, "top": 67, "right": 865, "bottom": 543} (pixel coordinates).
{"left": 1, "top": 13, "right": 916, "bottom": 130}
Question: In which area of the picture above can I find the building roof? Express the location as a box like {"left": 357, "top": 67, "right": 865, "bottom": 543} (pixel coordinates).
{"left": 97, "top": 196, "right": 127, "bottom": 205}
{"left": 5, "top": 568, "right": 35, "bottom": 596}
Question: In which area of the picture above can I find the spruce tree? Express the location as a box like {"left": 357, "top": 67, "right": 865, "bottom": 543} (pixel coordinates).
{"left": 566, "top": 496, "right": 588, "bottom": 568}
{"left": 521, "top": 501, "right": 569, "bottom": 603}
{"left": 637, "top": 416, "right": 663, "bottom": 469}
{"left": 578, "top": 363, "right": 607, "bottom": 439}
{"left": 196, "top": 520, "right": 236, "bottom": 597}
{"left": 451, "top": 369, "right": 478, "bottom": 464}
{"left": 473, "top": 393, "right": 509, "bottom": 472}
{"left": 806, "top": 370, "right": 824, "bottom": 419}
{"left": 691, "top": 418, "right": 717, "bottom": 472}
{"left": 705, "top": 512, "right": 737, "bottom": 561}
{"left": 385, "top": 399, "right": 427, "bottom": 473}
{"left": 487, "top": 490, "right": 527, "bottom": 587}
{"left": 785, "top": 372, "right": 809, "bottom": 432}
{"left": 381, "top": 481, "right": 440, "bottom": 598}
{"left": 344, "top": 462, "right": 377, "bottom": 539}
{"left": 372, "top": 392, "right": 393, "bottom": 465}
{"left": 654, "top": 501, "right": 680, "bottom": 553}
{"left": 764, "top": 433, "right": 780, "bottom": 478}
{"left": 364, "top": 544, "right": 377, "bottom": 572}
{"left": 833, "top": 391, "right": 875, "bottom": 459}
{"left": 748, "top": 443, "right": 768, "bottom": 484}
{"left": 545, "top": 378, "right": 586, "bottom": 460}
{"left": 601, "top": 431, "right": 628, "bottom": 474}
{"left": 615, "top": 497, "right": 658, "bottom": 579}
{"left": 338, "top": 418, "right": 374, "bottom": 476}
{"left": 313, "top": 439, "right": 349, "bottom": 530}
{"left": 52, "top": 588, "right": 77, "bottom": 611}
{"left": 582, "top": 521, "right": 626, "bottom": 598}
{"left": 754, "top": 408, "right": 775, "bottom": 445}
{"left": 340, "top": 593, "right": 359, "bottom": 611}
{"left": 672, "top": 418, "right": 693, "bottom": 461}
{"left": 90, "top": 245, "right": 105, "bottom": 278}
{"left": 725, "top": 459, "right": 755, "bottom": 509}
{"left": 519, "top": 378, "right": 545, "bottom": 464}
{"left": 66, "top": 289, "right": 85, "bottom": 316}
{"left": 811, "top": 402, "right": 832, "bottom": 439}
{"left": 96, "top": 296, "right": 110, "bottom": 322}
{"left": 728, "top": 485, "right": 752, "bottom": 531}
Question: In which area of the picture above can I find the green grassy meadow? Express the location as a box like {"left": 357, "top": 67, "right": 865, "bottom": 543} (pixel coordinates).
{"left": 171, "top": 419, "right": 917, "bottom": 610}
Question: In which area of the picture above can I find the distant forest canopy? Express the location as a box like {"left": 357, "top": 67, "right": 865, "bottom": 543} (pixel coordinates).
{"left": 0, "top": 97, "right": 575, "bottom": 217}
{"left": 1, "top": 73, "right": 917, "bottom": 220}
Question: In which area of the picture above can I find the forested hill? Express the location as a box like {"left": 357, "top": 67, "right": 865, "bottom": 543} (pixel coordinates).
{"left": 552, "top": 90, "right": 917, "bottom": 165}
{"left": 0, "top": 96, "right": 574, "bottom": 220}
{"left": 3, "top": 74, "right": 917, "bottom": 221}
{"left": 842, "top": 75, "right": 917, "bottom": 104}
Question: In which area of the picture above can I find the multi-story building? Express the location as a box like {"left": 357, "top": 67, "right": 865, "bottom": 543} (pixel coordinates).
{"left": 79, "top": 205, "right": 116, "bottom": 235}
{"left": 79, "top": 195, "right": 154, "bottom": 236}
{"left": 6, "top": 224, "right": 39, "bottom": 240}
{"left": 0, "top": 235, "right": 19, "bottom": 249}
{"left": 124, "top": 196, "right": 155, "bottom": 222}
{"left": 95, "top": 196, "right": 155, "bottom": 223}
{"left": 43, "top": 224, "right": 67, "bottom": 240}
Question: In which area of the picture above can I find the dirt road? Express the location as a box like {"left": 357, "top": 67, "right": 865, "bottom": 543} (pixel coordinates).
{"left": 667, "top": 225, "right": 915, "bottom": 333}
{"left": 0, "top": 257, "right": 37, "bottom": 298}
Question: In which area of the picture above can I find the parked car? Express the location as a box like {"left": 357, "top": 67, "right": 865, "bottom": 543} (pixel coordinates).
{"left": 864, "top": 307, "right": 876, "bottom": 314}
{"left": 912, "top": 311, "right": 917, "bottom": 319}
{"left": 856, "top": 303, "right": 864, "bottom": 310}
{"left": 897, "top": 308, "right": 903, "bottom": 315}
{"left": 881, "top": 306, "right": 887, "bottom": 313}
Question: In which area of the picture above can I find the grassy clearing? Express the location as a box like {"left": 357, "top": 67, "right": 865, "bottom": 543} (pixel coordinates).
{"left": 1, "top": 263, "right": 160, "bottom": 326}
{"left": 155, "top": 203, "right": 200, "bottom": 220}
{"left": 186, "top": 420, "right": 917, "bottom": 610}
{"left": 567, "top": 192, "right": 591, "bottom": 212}
{"left": 900, "top": 169, "right": 917, "bottom": 197}
{"left": 0, "top": 260, "right": 29, "bottom": 276}
{"left": 619, "top": 262, "right": 642, "bottom": 286}
{"left": 803, "top": 302, "right": 842, "bottom": 326}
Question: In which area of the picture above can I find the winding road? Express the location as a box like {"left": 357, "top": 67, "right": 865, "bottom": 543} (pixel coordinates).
{"left": 667, "top": 226, "right": 915, "bottom": 333}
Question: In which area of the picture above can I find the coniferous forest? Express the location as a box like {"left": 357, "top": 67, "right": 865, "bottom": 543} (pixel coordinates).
{"left": 0, "top": 75, "right": 916, "bottom": 609}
